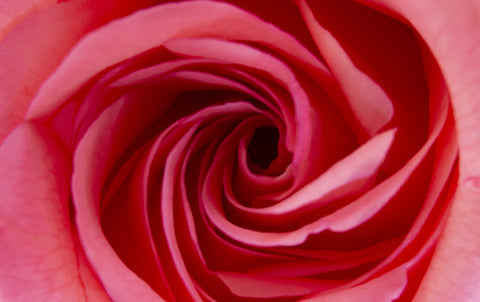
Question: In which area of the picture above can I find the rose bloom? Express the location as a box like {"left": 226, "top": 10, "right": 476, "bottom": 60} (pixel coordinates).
{"left": 1, "top": 0, "right": 479, "bottom": 301}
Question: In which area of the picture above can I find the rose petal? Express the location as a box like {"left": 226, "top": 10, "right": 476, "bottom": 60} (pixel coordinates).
{"left": 222, "top": 128, "right": 396, "bottom": 230}
{"left": 0, "top": 0, "right": 158, "bottom": 143}
{"left": 204, "top": 0, "right": 323, "bottom": 60}
{"left": 234, "top": 128, "right": 396, "bottom": 215}
{"left": 300, "top": 216, "right": 440, "bottom": 301}
{"left": 297, "top": 0, "right": 394, "bottom": 137}
{"left": 413, "top": 185, "right": 480, "bottom": 302}
{"left": 298, "top": 0, "right": 430, "bottom": 172}
{"left": 155, "top": 125, "right": 205, "bottom": 301}
{"left": 217, "top": 270, "right": 341, "bottom": 298}
{"left": 112, "top": 59, "right": 288, "bottom": 123}
{"left": 351, "top": 52, "right": 458, "bottom": 284}
{"left": 25, "top": 1, "right": 329, "bottom": 121}
{"left": 0, "top": 0, "right": 86, "bottom": 143}
{"left": 0, "top": 0, "right": 55, "bottom": 41}
{"left": 363, "top": 0, "right": 480, "bottom": 181}
{"left": 72, "top": 94, "right": 172, "bottom": 301}
{"left": 299, "top": 266, "right": 407, "bottom": 302}
{"left": 147, "top": 102, "right": 263, "bottom": 299}
{"left": 202, "top": 83, "right": 447, "bottom": 246}
{"left": 165, "top": 37, "right": 354, "bottom": 192}
{"left": 357, "top": 0, "right": 480, "bottom": 300}
{"left": 0, "top": 122, "right": 109, "bottom": 301}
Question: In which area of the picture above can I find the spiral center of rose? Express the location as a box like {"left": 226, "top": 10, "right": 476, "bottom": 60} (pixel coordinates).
{"left": 247, "top": 126, "right": 279, "bottom": 170}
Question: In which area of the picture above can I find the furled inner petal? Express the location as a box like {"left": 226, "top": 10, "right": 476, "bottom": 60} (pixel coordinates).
{"left": 25, "top": 0, "right": 331, "bottom": 121}
{"left": 164, "top": 37, "right": 358, "bottom": 198}
{"left": 200, "top": 74, "right": 448, "bottom": 247}
{"left": 72, "top": 93, "right": 173, "bottom": 302}
{"left": 144, "top": 102, "right": 264, "bottom": 299}
{"left": 345, "top": 43, "right": 458, "bottom": 289}
{"left": 297, "top": 0, "right": 430, "bottom": 173}
{"left": 223, "top": 128, "right": 397, "bottom": 231}
{"left": 297, "top": 0, "right": 394, "bottom": 138}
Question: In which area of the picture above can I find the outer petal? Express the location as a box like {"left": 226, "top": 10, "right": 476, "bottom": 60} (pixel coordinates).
{"left": 359, "top": 0, "right": 480, "bottom": 175}
{"left": 25, "top": 1, "right": 329, "bottom": 122}
{"left": 357, "top": 0, "right": 480, "bottom": 300}
{"left": 0, "top": 0, "right": 56, "bottom": 41}
{"left": 0, "top": 0, "right": 158, "bottom": 143}
{"left": 0, "top": 122, "right": 109, "bottom": 302}
{"left": 413, "top": 185, "right": 480, "bottom": 302}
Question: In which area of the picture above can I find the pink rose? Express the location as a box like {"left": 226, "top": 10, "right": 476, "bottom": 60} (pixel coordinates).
{"left": 1, "top": 0, "right": 479, "bottom": 301}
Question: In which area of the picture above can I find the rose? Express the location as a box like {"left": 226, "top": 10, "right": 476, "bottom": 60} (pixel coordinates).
{"left": 0, "top": 0, "right": 478, "bottom": 301}
{"left": 0, "top": 1, "right": 477, "bottom": 301}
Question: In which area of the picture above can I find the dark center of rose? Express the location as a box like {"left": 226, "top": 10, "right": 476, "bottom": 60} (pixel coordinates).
{"left": 247, "top": 126, "right": 279, "bottom": 170}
